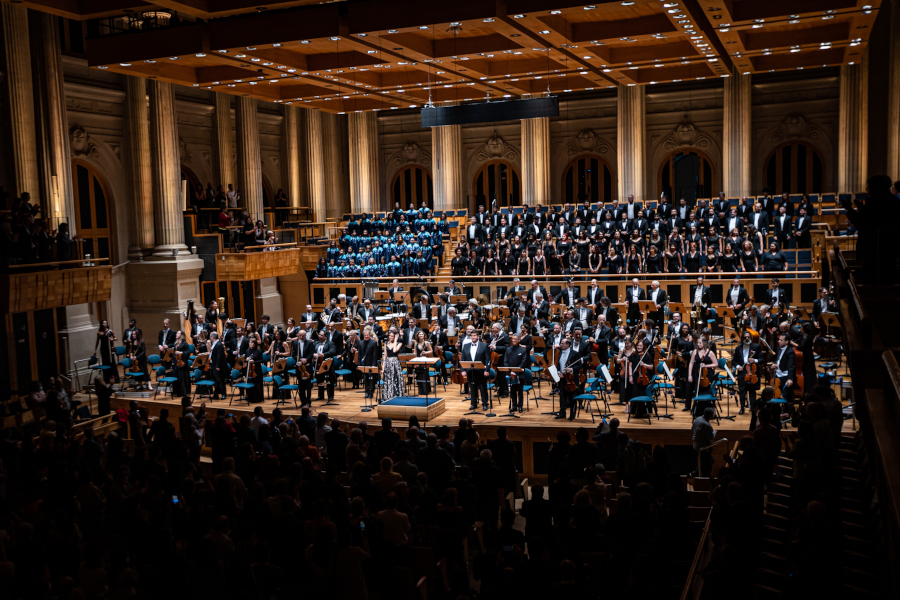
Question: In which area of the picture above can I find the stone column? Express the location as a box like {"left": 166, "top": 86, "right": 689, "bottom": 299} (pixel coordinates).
{"left": 281, "top": 104, "right": 304, "bottom": 208}
{"left": 235, "top": 95, "right": 264, "bottom": 218}
{"left": 838, "top": 62, "right": 868, "bottom": 193}
{"left": 722, "top": 73, "right": 751, "bottom": 198}
{"left": 212, "top": 92, "right": 234, "bottom": 189}
{"left": 124, "top": 76, "right": 154, "bottom": 259}
{"left": 323, "top": 111, "right": 349, "bottom": 218}
{"left": 617, "top": 86, "right": 645, "bottom": 201}
{"left": 147, "top": 80, "right": 188, "bottom": 256}
{"left": 30, "top": 11, "right": 75, "bottom": 228}
{"left": 1, "top": 4, "right": 39, "bottom": 201}
{"left": 521, "top": 117, "right": 551, "bottom": 206}
{"left": 304, "top": 108, "right": 327, "bottom": 221}
{"left": 432, "top": 124, "right": 464, "bottom": 210}
{"left": 888, "top": 0, "right": 900, "bottom": 183}
{"left": 348, "top": 111, "right": 380, "bottom": 214}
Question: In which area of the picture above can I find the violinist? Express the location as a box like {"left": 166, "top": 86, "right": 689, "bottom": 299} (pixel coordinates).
{"left": 588, "top": 315, "right": 613, "bottom": 364}
{"left": 285, "top": 317, "right": 301, "bottom": 343}
{"left": 505, "top": 333, "right": 531, "bottom": 413}
{"left": 629, "top": 339, "right": 655, "bottom": 417}
{"left": 666, "top": 312, "right": 684, "bottom": 346}
{"left": 575, "top": 297, "right": 594, "bottom": 331}
{"left": 811, "top": 287, "right": 837, "bottom": 326}
{"left": 726, "top": 278, "right": 751, "bottom": 327}
{"left": 487, "top": 323, "right": 510, "bottom": 398}
{"left": 313, "top": 330, "right": 338, "bottom": 404}
{"left": 292, "top": 329, "right": 314, "bottom": 405}
{"left": 765, "top": 278, "right": 787, "bottom": 316}
{"left": 555, "top": 338, "right": 583, "bottom": 421}
{"left": 429, "top": 322, "right": 449, "bottom": 385}
{"left": 770, "top": 332, "right": 795, "bottom": 403}
{"left": 596, "top": 296, "right": 619, "bottom": 329}
{"left": 741, "top": 305, "right": 766, "bottom": 334}
{"left": 686, "top": 335, "right": 717, "bottom": 415}
{"left": 174, "top": 331, "right": 191, "bottom": 397}
{"left": 570, "top": 328, "right": 589, "bottom": 362}
{"left": 208, "top": 332, "right": 228, "bottom": 400}
{"left": 731, "top": 331, "right": 762, "bottom": 415}
{"left": 615, "top": 337, "right": 635, "bottom": 403}
{"left": 245, "top": 337, "right": 265, "bottom": 403}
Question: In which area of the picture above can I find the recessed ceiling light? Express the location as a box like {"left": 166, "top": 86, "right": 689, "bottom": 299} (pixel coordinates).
{"left": 752, "top": 24, "right": 763, "bottom": 28}
{"left": 195, "top": 53, "right": 206, "bottom": 57}
{"left": 483, "top": 17, "right": 494, "bottom": 22}
{"left": 236, "top": 54, "right": 246, "bottom": 58}
{"left": 668, "top": 8, "right": 681, "bottom": 13}
{"left": 144, "top": 59, "right": 155, "bottom": 63}
{"left": 97, "top": 65, "right": 108, "bottom": 69}
{"left": 540, "top": 30, "right": 550, "bottom": 34}
{"left": 246, "top": 47, "right": 256, "bottom": 50}
{"left": 822, "top": 15, "right": 834, "bottom": 19}
{"left": 602, "top": 68, "right": 612, "bottom": 72}
{"left": 367, "top": 50, "right": 377, "bottom": 54}
{"left": 791, "top": 48, "right": 801, "bottom": 52}
{"left": 330, "top": 36, "right": 340, "bottom": 40}
{"left": 263, "top": 62, "right": 273, "bottom": 65}
{"left": 388, "top": 29, "right": 398, "bottom": 33}
{"left": 357, "top": 33, "right": 367, "bottom": 37}
{"left": 251, "top": 58, "right": 261, "bottom": 62}
{"left": 272, "top": 43, "right": 281, "bottom": 47}
{"left": 550, "top": 10, "right": 561, "bottom": 14}
{"left": 584, "top": 5, "right": 596, "bottom": 9}
{"left": 119, "top": 62, "right": 131, "bottom": 66}
{"left": 663, "top": 2, "right": 678, "bottom": 6}
{"left": 513, "top": 14, "right": 524, "bottom": 18}
{"left": 169, "top": 56, "right": 179, "bottom": 60}
{"left": 418, "top": 26, "right": 429, "bottom": 29}
{"left": 621, "top": 1, "right": 634, "bottom": 4}
{"left": 300, "top": 40, "right": 309, "bottom": 44}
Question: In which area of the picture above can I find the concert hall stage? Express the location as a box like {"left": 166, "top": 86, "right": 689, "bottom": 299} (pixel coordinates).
{"left": 107, "top": 379, "right": 853, "bottom": 481}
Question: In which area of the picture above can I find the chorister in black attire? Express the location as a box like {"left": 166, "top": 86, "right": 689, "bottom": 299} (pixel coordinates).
{"left": 209, "top": 332, "right": 228, "bottom": 400}
{"left": 245, "top": 338, "right": 265, "bottom": 404}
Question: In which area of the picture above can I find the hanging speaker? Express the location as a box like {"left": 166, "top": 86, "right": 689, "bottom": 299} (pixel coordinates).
{"left": 421, "top": 97, "right": 559, "bottom": 127}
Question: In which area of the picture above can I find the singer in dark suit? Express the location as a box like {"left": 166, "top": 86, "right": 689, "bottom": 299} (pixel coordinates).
{"left": 462, "top": 331, "right": 491, "bottom": 411}
{"left": 357, "top": 330, "right": 380, "bottom": 399}
{"left": 209, "top": 332, "right": 228, "bottom": 400}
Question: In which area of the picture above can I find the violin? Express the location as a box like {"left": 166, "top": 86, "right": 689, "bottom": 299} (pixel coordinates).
{"left": 564, "top": 369, "right": 579, "bottom": 393}
{"left": 743, "top": 362, "right": 758, "bottom": 385}
{"left": 793, "top": 348, "right": 805, "bottom": 397}
{"left": 248, "top": 360, "right": 257, "bottom": 380}
{"left": 635, "top": 361, "right": 651, "bottom": 386}
{"left": 699, "top": 359, "right": 711, "bottom": 388}
{"left": 176, "top": 351, "right": 185, "bottom": 369}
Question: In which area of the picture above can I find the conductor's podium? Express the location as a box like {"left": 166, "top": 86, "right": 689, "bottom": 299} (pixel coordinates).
{"left": 377, "top": 396, "right": 445, "bottom": 422}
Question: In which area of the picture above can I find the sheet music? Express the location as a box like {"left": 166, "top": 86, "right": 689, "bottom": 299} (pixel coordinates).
{"left": 600, "top": 365, "right": 613, "bottom": 384}
{"left": 548, "top": 365, "right": 560, "bottom": 383}
{"left": 724, "top": 364, "right": 737, "bottom": 384}
{"left": 662, "top": 362, "right": 673, "bottom": 380}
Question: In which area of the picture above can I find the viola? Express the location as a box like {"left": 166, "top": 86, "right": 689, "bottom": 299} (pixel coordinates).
{"left": 248, "top": 360, "right": 257, "bottom": 380}
{"left": 699, "top": 359, "right": 711, "bottom": 388}
{"left": 636, "top": 362, "right": 651, "bottom": 386}
{"left": 298, "top": 360, "right": 311, "bottom": 381}
{"left": 793, "top": 348, "right": 805, "bottom": 397}
{"left": 176, "top": 351, "right": 185, "bottom": 369}
{"left": 564, "top": 369, "right": 579, "bottom": 393}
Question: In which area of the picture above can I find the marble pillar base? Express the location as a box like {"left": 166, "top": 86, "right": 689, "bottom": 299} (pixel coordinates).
{"left": 126, "top": 256, "right": 205, "bottom": 340}
{"left": 255, "top": 277, "right": 285, "bottom": 328}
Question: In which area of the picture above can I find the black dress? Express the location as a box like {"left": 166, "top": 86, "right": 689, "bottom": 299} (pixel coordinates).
{"left": 721, "top": 253, "right": 739, "bottom": 272}
{"left": 451, "top": 256, "right": 467, "bottom": 277}
{"left": 684, "top": 251, "right": 702, "bottom": 273}
{"left": 606, "top": 254, "right": 623, "bottom": 274}
{"left": 247, "top": 348, "right": 265, "bottom": 403}
{"left": 740, "top": 251, "right": 758, "bottom": 272}
{"left": 645, "top": 253, "right": 662, "bottom": 273}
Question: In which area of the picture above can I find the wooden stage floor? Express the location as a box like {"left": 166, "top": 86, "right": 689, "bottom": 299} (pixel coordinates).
{"left": 109, "top": 369, "right": 854, "bottom": 450}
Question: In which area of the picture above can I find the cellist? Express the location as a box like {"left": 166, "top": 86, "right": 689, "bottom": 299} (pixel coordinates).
{"left": 731, "top": 331, "right": 762, "bottom": 415}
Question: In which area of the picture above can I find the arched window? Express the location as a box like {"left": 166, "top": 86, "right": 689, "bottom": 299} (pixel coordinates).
{"left": 392, "top": 165, "right": 433, "bottom": 209}
{"left": 765, "top": 142, "right": 825, "bottom": 194}
{"left": 262, "top": 175, "right": 273, "bottom": 209}
{"left": 658, "top": 150, "right": 716, "bottom": 203}
{"left": 72, "top": 160, "right": 114, "bottom": 261}
{"left": 181, "top": 167, "right": 201, "bottom": 208}
{"left": 473, "top": 160, "right": 520, "bottom": 208}
{"left": 562, "top": 155, "right": 615, "bottom": 205}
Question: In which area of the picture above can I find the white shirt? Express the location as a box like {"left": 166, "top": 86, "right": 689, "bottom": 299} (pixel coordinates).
{"left": 632, "top": 286, "right": 641, "bottom": 302}
{"left": 728, "top": 217, "right": 738, "bottom": 230}
{"left": 627, "top": 203, "right": 635, "bottom": 219}
{"left": 775, "top": 347, "right": 788, "bottom": 378}
{"left": 772, "top": 290, "right": 780, "bottom": 307}
{"left": 742, "top": 343, "right": 751, "bottom": 364}
{"left": 694, "top": 286, "right": 704, "bottom": 305}
{"left": 559, "top": 349, "right": 570, "bottom": 371}
{"left": 651, "top": 289, "right": 659, "bottom": 304}
{"left": 226, "top": 190, "right": 239, "bottom": 208}
{"left": 469, "top": 343, "right": 478, "bottom": 361}
{"left": 730, "top": 287, "right": 741, "bottom": 305}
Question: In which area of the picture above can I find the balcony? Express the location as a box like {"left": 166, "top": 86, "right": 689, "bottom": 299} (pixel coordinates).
{"left": 214, "top": 246, "right": 300, "bottom": 281}
{"left": 0, "top": 262, "right": 112, "bottom": 313}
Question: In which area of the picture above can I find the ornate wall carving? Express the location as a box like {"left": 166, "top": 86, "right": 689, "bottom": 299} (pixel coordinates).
{"left": 384, "top": 141, "right": 433, "bottom": 199}
{"left": 648, "top": 118, "right": 723, "bottom": 195}
{"left": 754, "top": 113, "right": 834, "bottom": 191}
{"left": 465, "top": 132, "right": 522, "bottom": 195}
{"left": 69, "top": 126, "right": 100, "bottom": 159}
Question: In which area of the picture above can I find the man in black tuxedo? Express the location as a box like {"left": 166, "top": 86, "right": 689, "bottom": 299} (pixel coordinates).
{"left": 746, "top": 202, "right": 770, "bottom": 234}
{"left": 656, "top": 198, "right": 673, "bottom": 223}
{"left": 465, "top": 216, "right": 485, "bottom": 244}
{"left": 625, "top": 278, "right": 646, "bottom": 326}
{"left": 701, "top": 207, "right": 721, "bottom": 236}
{"left": 504, "top": 333, "right": 531, "bottom": 413}
{"left": 312, "top": 330, "right": 338, "bottom": 403}
{"left": 765, "top": 278, "right": 788, "bottom": 314}
{"left": 647, "top": 280, "right": 668, "bottom": 330}
{"left": 623, "top": 195, "right": 641, "bottom": 221}
{"left": 528, "top": 280, "right": 548, "bottom": 302}
{"left": 793, "top": 207, "right": 812, "bottom": 248}
{"left": 209, "top": 332, "right": 228, "bottom": 399}
{"left": 388, "top": 279, "right": 404, "bottom": 302}
{"left": 690, "top": 276, "right": 711, "bottom": 323}
{"left": 463, "top": 330, "right": 491, "bottom": 411}
{"left": 555, "top": 338, "right": 583, "bottom": 421}
{"left": 607, "top": 199, "right": 625, "bottom": 222}
{"left": 676, "top": 198, "right": 692, "bottom": 222}
{"left": 553, "top": 216, "right": 569, "bottom": 239}
{"left": 577, "top": 201, "right": 593, "bottom": 224}
{"left": 770, "top": 333, "right": 795, "bottom": 403}
{"left": 561, "top": 203, "right": 577, "bottom": 225}
{"left": 773, "top": 205, "right": 792, "bottom": 249}
{"left": 588, "top": 315, "right": 613, "bottom": 363}
{"left": 357, "top": 328, "right": 380, "bottom": 399}
{"left": 401, "top": 316, "right": 420, "bottom": 351}
{"left": 325, "top": 323, "right": 344, "bottom": 356}
{"left": 584, "top": 279, "right": 603, "bottom": 308}
{"left": 725, "top": 278, "right": 751, "bottom": 326}
{"left": 486, "top": 323, "right": 510, "bottom": 397}
{"left": 438, "top": 306, "right": 462, "bottom": 337}
{"left": 300, "top": 304, "right": 320, "bottom": 331}
{"left": 758, "top": 192, "right": 775, "bottom": 218}
{"left": 508, "top": 306, "right": 530, "bottom": 340}
{"left": 556, "top": 279, "right": 580, "bottom": 308}
{"left": 666, "top": 210, "right": 683, "bottom": 236}
{"left": 723, "top": 207, "right": 743, "bottom": 236}
{"left": 596, "top": 298, "right": 619, "bottom": 330}
{"left": 413, "top": 296, "right": 431, "bottom": 322}
{"left": 731, "top": 331, "right": 762, "bottom": 414}
{"left": 257, "top": 314, "right": 275, "bottom": 340}
{"left": 445, "top": 280, "right": 462, "bottom": 296}
{"left": 531, "top": 293, "right": 550, "bottom": 321}
{"left": 356, "top": 299, "right": 378, "bottom": 323}
{"left": 158, "top": 318, "right": 176, "bottom": 353}
{"left": 223, "top": 320, "right": 237, "bottom": 355}
{"left": 233, "top": 326, "right": 250, "bottom": 359}
{"left": 574, "top": 297, "right": 594, "bottom": 330}
{"left": 713, "top": 192, "right": 730, "bottom": 221}
{"left": 630, "top": 210, "right": 649, "bottom": 237}
{"left": 292, "top": 329, "right": 315, "bottom": 405}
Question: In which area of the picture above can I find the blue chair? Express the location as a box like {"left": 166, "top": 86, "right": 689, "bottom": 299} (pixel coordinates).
{"left": 261, "top": 365, "right": 274, "bottom": 398}
{"left": 153, "top": 366, "right": 178, "bottom": 400}
{"left": 120, "top": 357, "right": 145, "bottom": 391}
{"left": 693, "top": 381, "right": 720, "bottom": 424}
{"left": 334, "top": 357, "right": 354, "bottom": 390}
{"left": 273, "top": 375, "right": 299, "bottom": 408}
{"left": 285, "top": 357, "right": 297, "bottom": 379}
{"left": 429, "top": 359, "right": 445, "bottom": 391}
{"left": 192, "top": 368, "right": 216, "bottom": 403}
{"left": 628, "top": 391, "right": 654, "bottom": 424}
{"left": 230, "top": 369, "right": 254, "bottom": 405}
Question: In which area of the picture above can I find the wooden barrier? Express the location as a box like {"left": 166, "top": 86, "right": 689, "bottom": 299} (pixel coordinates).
{"left": 309, "top": 271, "right": 822, "bottom": 311}
{"left": 1, "top": 265, "right": 113, "bottom": 313}
{"left": 214, "top": 248, "right": 301, "bottom": 281}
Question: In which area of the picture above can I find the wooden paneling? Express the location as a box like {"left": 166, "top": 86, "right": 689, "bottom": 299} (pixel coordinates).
{"left": 215, "top": 248, "right": 301, "bottom": 281}
{"left": 1, "top": 266, "right": 112, "bottom": 313}
{"left": 299, "top": 245, "right": 327, "bottom": 271}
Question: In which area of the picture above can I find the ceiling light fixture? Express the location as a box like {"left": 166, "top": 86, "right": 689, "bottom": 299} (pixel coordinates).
{"left": 513, "top": 14, "right": 524, "bottom": 18}
{"left": 272, "top": 43, "right": 281, "bottom": 47}
{"left": 550, "top": 10, "right": 561, "bottom": 14}
{"left": 119, "top": 62, "right": 131, "bottom": 66}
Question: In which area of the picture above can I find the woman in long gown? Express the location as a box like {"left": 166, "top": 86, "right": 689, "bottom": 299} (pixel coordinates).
{"left": 382, "top": 330, "right": 407, "bottom": 401}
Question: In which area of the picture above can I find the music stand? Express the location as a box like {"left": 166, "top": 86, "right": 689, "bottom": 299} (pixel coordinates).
{"left": 497, "top": 367, "right": 523, "bottom": 418}
{"left": 822, "top": 313, "right": 840, "bottom": 339}
{"left": 317, "top": 358, "right": 336, "bottom": 406}
{"left": 637, "top": 300, "right": 656, "bottom": 317}
{"left": 161, "top": 348, "right": 175, "bottom": 363}
{"left": 532, "top": 354, "right": 555, "bottom": 414}
{"left": 358, "top": 366, "right": 380, "bottom": 411}
{"left": 408, "top": 356, "right": 439, "bottom": 403}
{"left": 460, "top": 361, "right": 489, "bottom": 416}
{"left": 233, "top": 356, "right": 246, "bottom": 372}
